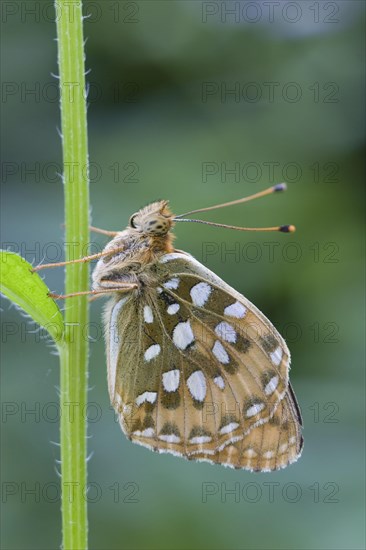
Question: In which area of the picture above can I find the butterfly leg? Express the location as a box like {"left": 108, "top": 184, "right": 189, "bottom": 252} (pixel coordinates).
{"left": 32, "top": 245, "right": 126, "bottom": 272}
{"left": 98, "top": 279, "right": 139, "bottom": 289}
{"left": 49, "top": 283, "right": 137, "bottom": 300}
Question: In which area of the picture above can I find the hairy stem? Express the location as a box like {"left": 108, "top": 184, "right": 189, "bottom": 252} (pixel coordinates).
{"left": 56, "top": 0, "right": 90, "bottom": 548}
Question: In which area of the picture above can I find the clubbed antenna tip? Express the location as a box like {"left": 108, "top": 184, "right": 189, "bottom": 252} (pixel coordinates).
{"left": 279, "top": 225, "right": 296, "bottom": 233}
{"left": 273, "top": 183, "right": 287, "bottom": 192}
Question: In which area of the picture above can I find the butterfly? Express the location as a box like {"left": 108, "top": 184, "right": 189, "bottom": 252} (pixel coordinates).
{"left": 40, "top": 184, "right": 303, "bottom": 472}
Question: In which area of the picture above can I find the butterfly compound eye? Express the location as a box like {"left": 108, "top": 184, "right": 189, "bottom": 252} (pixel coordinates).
{"left": 129, "top": 214, "right": 138, "bottom": 228}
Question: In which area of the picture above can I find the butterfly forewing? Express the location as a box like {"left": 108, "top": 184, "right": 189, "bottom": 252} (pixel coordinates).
{"left": 105, "top": 251, "right": 302, "bottom": 471}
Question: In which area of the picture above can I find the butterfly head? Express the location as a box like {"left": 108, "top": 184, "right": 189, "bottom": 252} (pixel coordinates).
{"left": 128, "top": 200, "right": 174, "bottom": 237}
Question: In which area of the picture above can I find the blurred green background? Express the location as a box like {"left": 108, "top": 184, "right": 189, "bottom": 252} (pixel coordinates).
{"left": 1, "top": 1, "right": 365, "bottom": 549}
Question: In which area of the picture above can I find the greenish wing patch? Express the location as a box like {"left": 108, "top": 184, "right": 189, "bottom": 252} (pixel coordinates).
{"left": 0, "top": 251, "right": 64, "bottom": 345}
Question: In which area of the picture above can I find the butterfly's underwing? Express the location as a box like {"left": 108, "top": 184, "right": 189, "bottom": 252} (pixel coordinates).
{"left": 91, "top": 199, "right": 303, "bottom": 472}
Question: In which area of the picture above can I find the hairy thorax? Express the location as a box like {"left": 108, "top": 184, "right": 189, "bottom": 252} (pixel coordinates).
{"left": 92, "top": 228, "right": 174, "bottom": 292}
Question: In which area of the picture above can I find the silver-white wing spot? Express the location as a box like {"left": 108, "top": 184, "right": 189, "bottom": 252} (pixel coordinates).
{"left": 187, "top": 370, "right": 207, "bottom": 402}
{"left": 189, "top": 435, "right": 212, "bottom": 444}
{"left": 243, "top": 448, "right": 257, "bottom": 458}
{"left": 212, "top": 340, "right": 230, "bottom": 364}
{"left": 163, "top": 277, "right": 180, "bottom": 290}
{"left": 143, "top": 305, "right": 154, "bottom": 323}
{"left": 270, "top": 346, "right": 283, "bottom": 366}
{"left": 213, "top": 375, "right": 225, "bottom": 390}
{"left": 224, "top": 301, "right": 247, "bottom": 318}
{"left": 190, "top": 282, "right": 212, "bottom": 307}
{"left": 167, "top": 303, "right": 180, "bottom": 315}
{"left": 219, "top": 422, "right": 239, "bottom": 435}
{"left": 133, "top": 428, "right": 155, "bottom": 438}
{"left": 263, "top": 451, "right": 274, "bottom": 459}
{"left": 144, "top": 344, "right": 161, "bottom": 362}
{"left": 246, "top": 402, "right": 265, "bottom": 417}
{"left": 215, "top": 321, "right": 237, "bottom": 343}
{"left": 159, "top": 434, "right": 181, "bottom": 443}
{"left": 135, "top": 392, "right": 157, "bottom": 406}
{"left": 264, "top": 376, "right": 279, "bottom": 396}
{"left": 162, "top": 369, "right": 180, "bottom": 392}
{"left": 173, "top": 320, "right": 195, "bottom": 350}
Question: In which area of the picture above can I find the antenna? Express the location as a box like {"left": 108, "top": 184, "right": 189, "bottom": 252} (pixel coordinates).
{"left": 174, "top": 183, "right": 295, "bottom": 232}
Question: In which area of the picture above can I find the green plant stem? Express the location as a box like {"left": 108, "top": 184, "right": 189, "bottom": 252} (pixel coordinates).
{"left": 56, "top": 1, "right": 90, "bottom": 548}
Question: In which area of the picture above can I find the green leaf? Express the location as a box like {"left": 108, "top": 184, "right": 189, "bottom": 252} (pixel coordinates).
{"left": 0, "top": 250, "right": 64, "bottom": 345}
